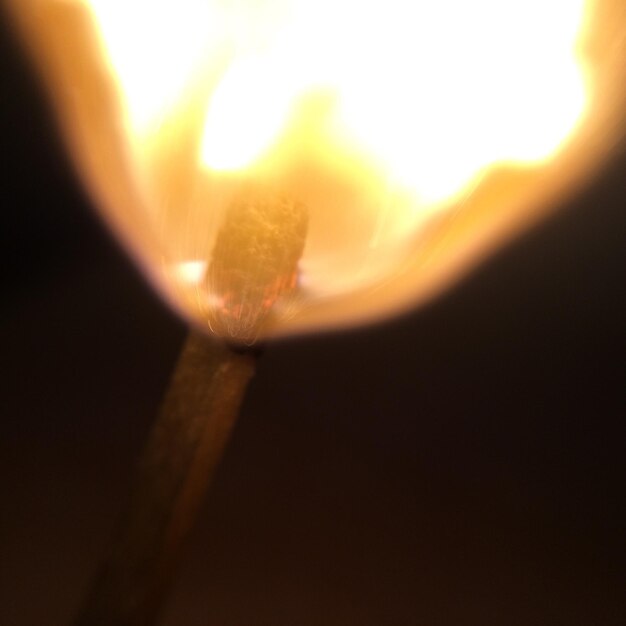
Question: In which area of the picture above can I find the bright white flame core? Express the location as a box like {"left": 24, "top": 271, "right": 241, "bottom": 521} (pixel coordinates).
{"left": 84, "top": 0, "right": 589, "bottom": 204}
{"left": 82, "top": 0, "right": 219, "bottom": 133}
{"left": 72, "top": 0, "right": 593, "bottom": 336}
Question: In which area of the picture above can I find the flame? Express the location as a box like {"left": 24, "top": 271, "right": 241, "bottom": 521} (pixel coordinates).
{"left": 84, "top": 0, "right": 590, "bottom": 201}
{"left": 8, "top": 0, "right": 617, "bottom": 340}
{"left": 82, "top": 0, "right": 594, "bottom": 335}
{"left": 80, "top": 0, "right": 220, "bottom": 135}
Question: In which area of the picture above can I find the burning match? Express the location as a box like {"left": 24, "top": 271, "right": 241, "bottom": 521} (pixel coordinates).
{"left": 3, "top": 0, "right": 625, "bottom": 624}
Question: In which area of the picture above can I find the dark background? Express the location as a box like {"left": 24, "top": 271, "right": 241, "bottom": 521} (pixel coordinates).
{"left": 1, "top": 16, "right": 625, "bottom": 626}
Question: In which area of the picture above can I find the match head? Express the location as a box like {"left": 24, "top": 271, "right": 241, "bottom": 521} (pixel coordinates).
{"left": 206, "top": 191, "right": 308, "bottom": 343}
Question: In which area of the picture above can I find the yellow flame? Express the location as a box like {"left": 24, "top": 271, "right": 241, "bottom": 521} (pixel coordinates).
{"left": 54, "top": 0, "right": 597, "bottom": 338}
{"left": 82, "top": 0, "right": 220, "bottom": 134}
{"left": 200, "top": 56, "right": 299, "bottom": 170}
{"left": 82, "top": 0, "right": 590, "bottom": 207}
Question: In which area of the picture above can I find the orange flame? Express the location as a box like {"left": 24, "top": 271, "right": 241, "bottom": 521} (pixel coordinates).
{"left": 5, "top": 0, "right": 625, "bottom": 339}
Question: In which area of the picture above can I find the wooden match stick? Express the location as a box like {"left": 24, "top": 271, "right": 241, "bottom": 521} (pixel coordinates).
{"left": 76, "top": 189, "right": 306, "bottom": 625}
{"left": 75, "top": 332, "right": 257, "bottom": 626}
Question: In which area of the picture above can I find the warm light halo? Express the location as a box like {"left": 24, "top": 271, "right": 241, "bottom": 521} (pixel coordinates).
{"left": 5, "top": 0, "right": 625, "bottom": 340}
{"left": 86, "top": 0, "right": 591, "bottom": 195}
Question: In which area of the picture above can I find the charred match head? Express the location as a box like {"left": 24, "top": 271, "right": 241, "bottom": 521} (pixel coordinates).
{"left": 206, "top": 191, "right": 308, "bottom": 343}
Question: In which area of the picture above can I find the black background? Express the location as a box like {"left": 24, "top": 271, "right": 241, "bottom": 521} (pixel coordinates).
{"left": 1, "top": 14, "right": 625, "bottom": 626}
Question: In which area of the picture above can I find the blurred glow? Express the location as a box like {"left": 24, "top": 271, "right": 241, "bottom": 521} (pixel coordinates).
{"left": 84, "top": 0, "right": 589, "bottom": 202}
{"left": 83, "top": 0, "right": 219, "bottom": 134}
{"left": 331, "top": 0, "right": 589, "bottom": 202}
{"left": 200, "top": 57, "right": 298, "bottom": 170}
{"left": 176, "top": 260, "right": 207, "bottom": 284}
{"left": 18, "top": 0, "right": 598, "bottom": 340}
